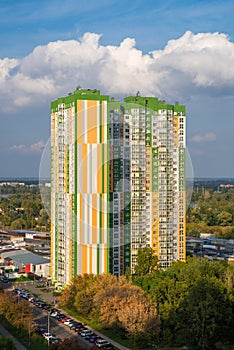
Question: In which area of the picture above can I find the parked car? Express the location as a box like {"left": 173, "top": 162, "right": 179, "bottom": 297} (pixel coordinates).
{"left": 77, "top": 327, "right": 87, "bottom": 334}
{"left": 70, "top": 322, "right": 83, "bottom": 330}
{"left": 89, "top": 336, "right": 101, "bottom": 343}
{"left": 56, "top": 313, "right": 65, "bottom": 320}
{"left": 64, "top": 318, "right": 73, "bottom": 325}
{"left": 28, "top": 295, "right": 35, "bottom": 302}
{"left": 85, "top": 332, "right": 95, "bottom": 340}
{"left": 95, "top": 339, "right": 111, "bottom": 348}
{"left": 49, "top": 336, "right": 61, "bottom": 344}
{"left": 80, "top": 329, "right": 93, "bottom": 337}
{"left": 50, "top": 310, "right": 58, "bottom": 317}
{"left": 0, "top": 276, "right": 8, "bottom": 283}
{"left": 35, "top": 327, "right": 45, "bottom": 335}
{"left": 43, "top": 332, "right": 54, "bottom": 341}
{"left": 75, "top": 325, "right": 85, "bottom": 332}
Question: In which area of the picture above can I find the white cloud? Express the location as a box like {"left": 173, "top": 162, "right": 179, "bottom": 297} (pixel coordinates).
{"left": 8, "top": 140, "right": 45, "bottom": 154}
{"left": 1, "top": 31, "right": 234, "bottom": 111}
{"left": 190, "top": 132, "right": 217, "bottom": 143}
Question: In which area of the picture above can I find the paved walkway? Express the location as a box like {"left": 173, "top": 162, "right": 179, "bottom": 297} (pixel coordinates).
{"left": 0, "top": 324, "right": 27, "bottom": 350}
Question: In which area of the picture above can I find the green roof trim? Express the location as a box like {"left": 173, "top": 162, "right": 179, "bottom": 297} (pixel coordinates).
{"left": 51, "top": 89, "right": 110, "bottom": 112}
{"left": 124, "top": 95, "right": 186, "bottom": 114}
{"left": 51, "top": 90, "right": 185, "bottom": 115}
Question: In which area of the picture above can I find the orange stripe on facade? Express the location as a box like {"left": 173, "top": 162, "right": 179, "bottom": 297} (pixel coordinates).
{"left": 82, "top": 244, "right": 87, "bottom": 274}
{"left": 97, "top": 144, "right": 102, "bottom": 193}
{"left": 92, "top": 195, "right": 97, "bottom": 243}
{"left": 89, "top": 245, "right": 92, "bottom": 274}
{"left": 87, "top": 100, "right": 97, "bottom": 143}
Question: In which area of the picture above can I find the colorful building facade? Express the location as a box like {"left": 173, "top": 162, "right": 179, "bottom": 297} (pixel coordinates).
{"left": 51, "top": 89, "right": 186, "bottom": 286}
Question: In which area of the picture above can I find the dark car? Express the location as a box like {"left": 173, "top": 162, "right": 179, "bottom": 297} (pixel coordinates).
{"left": 56, "top": 313, "right": 66, "bottom": 320}
{"left": 42, "top": 305, "right": 51, "bottom": 311}
{"left": 69, "top": 322, "right": 79, "bottom": 329}
{"left": 77, "top": 327, "right": 87, "bottom": 335}
{"left": 75, "top": 325, "right": 85, "bottom": 332}
{"left": 84, "top": 332, "right": 95, "bottom": 340}
{"left": 0, "top": 276, "right": 8, "bottom": 283}
{"left": 70, "top": 322, "right": 83, "bottom": 330}
{"left": 35, "top": 326, "right": 46, "bottom": 335}
{"left": 89, "top": 336, "right": 101, "bottom": 343}
{"left": 49, "top": 336, "right": 61, "bottom": 344}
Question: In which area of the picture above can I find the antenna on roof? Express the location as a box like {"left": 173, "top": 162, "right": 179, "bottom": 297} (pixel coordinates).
{"left": 136, "top": 91, "right": 140, "bottom": 96}
{"left": 76, "top": 85, "right": 81, "bottom": 90}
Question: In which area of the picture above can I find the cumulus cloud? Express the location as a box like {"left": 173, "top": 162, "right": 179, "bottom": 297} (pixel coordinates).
{"left": 190, "top": 132, "right": 217, "bottom": 143}
{"left": 8, "top": 140, "right": 45, "bottom": 153}
{"left": 1, "top": 31, "right": 234, "bottom": 111}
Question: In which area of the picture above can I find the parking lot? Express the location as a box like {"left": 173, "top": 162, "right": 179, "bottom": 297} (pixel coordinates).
{"left": 10, "top": 284, "right": 115, "bottom": 349}
{"left": 0, "top": 280, "right": 129, "bottom": 350}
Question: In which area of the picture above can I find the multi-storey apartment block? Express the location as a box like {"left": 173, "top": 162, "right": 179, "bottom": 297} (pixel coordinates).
{"left": 51, "top": 89, "right": 186, "bottom": 286}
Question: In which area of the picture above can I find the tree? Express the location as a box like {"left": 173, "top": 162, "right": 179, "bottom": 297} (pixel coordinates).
{"left": 0, "top": 293, "right": 33, "bottom": 332}
{"left": 134, "top": 247, "right": 158, "bottom": 276}
{"left": 175, "top": 278, "right": 233, "bottom": 349}
{"left": 10, "top": 218, "right": 27, "bottom": 230}
{"left": 0, "top": 335, "right": 16, "bottom": 350}
{"left": 217, "top": 211, "right": 233, "bottom": 226}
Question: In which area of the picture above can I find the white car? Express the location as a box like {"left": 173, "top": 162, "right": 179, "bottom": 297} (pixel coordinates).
{"left": 80, "top": 329, "right": 93, "bottom": 337}
{"left": 50, "top": 311, "right": 58, "bottom": 317}
{"left": 64, "top": 319, "right": 73, "bottom": 325}
{"left": 95, "top": 339, "right": 110, "bottom": 348}
{"left": 43, "top": 333, "right": 54, "bottom": 340}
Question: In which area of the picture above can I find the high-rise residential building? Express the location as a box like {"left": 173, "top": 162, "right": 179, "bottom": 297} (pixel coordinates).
{"left": 51, "top": 89, "right": 186, "bottom": 286}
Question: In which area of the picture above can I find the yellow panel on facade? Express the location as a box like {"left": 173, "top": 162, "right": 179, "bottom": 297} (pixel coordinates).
{"left": 82, "top": 245, "right": 87, "bottom": 274}
{"left": 97, "top": 144, "right": 102, "bottom": 193}
{"left": 92, "top": 195, "right": 97, "bottom": 243}
{"left": 87, "top": 100, "right": 97, "bottom": 143}
{"left": 89, "top": 245, "right": 93, "bottom": 274}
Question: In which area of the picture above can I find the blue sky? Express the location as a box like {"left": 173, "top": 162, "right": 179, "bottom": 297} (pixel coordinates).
{"left": 0, "top": 0, "right": 233, "bottom": 178}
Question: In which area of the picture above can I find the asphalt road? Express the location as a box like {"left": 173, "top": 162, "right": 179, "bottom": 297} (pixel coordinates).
{"left": 33, "top": 306, "right": 92, "bottom": 349}
{"left": 0, "top": 280, "right": 92, "bottom": 349}
{"left": 1, "top": 280, "right": 130, "bottom": 350}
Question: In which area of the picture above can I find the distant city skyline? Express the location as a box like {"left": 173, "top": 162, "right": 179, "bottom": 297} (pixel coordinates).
{"left": 0, "top": 0, "right": 233, "bottom": 178}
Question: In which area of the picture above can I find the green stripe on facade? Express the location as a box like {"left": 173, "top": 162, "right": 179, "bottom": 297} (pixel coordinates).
{"left": 99, "top": 102, "right": 102, "bottom": 143}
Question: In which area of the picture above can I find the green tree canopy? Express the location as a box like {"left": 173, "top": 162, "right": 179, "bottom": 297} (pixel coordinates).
{"left": 134, "top": 247, "right": 158, "bottom": 276}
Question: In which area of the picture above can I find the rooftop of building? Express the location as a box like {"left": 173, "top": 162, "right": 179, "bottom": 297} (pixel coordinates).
{"left": 0, "top": 249, "right": 50, "bottom": 266}
{"left": 51, "top": 88, "right": 186, "bottom": 114}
